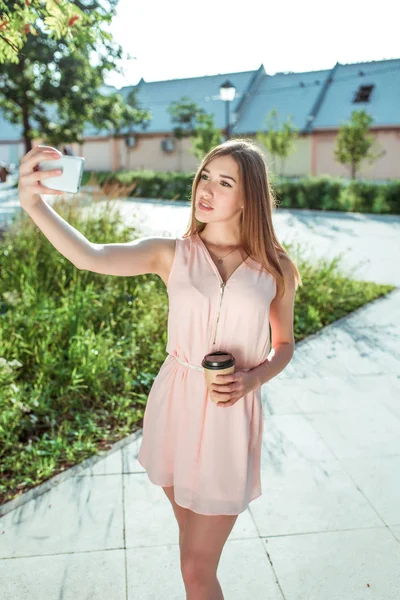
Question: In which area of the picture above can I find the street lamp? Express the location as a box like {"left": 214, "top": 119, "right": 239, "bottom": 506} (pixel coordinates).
{"left": 219, "top": 79, "right": 236, "bottom": 140}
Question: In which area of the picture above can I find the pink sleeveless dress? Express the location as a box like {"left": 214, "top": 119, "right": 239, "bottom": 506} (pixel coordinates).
{"left": 137, "top": 232, "right": 277, "bottom": 515}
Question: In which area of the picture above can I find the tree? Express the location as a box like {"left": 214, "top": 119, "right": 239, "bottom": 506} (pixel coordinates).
{"left": 256, "top": 109, "right": 299, "bottom": 176}
{"left": 334, "top": 109, "right": 385, "bottom": 180}
{"left": 167, "top": 96, "right": 205, "bottom": 171}
{"left": 0, "top": 0, "right": 151, "bottom": 153}
{"left": 189, "top": 112, "right": 223, "bottom": 161}
{"left": 117, "top": 86, "right": 152, "bottom": 169}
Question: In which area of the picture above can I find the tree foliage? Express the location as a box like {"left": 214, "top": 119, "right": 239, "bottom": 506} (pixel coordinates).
{"left": 189, "top": 112, "right": 223, "bottom": 160}
{"left": 167, "top": 96, "right": 205, "bottom": 140}
{"left": 256, "top": 109, "right": 299, "bottom": 176}
{"left": 0, "top": 0, "right": 151, "bottom": 152}
{"left": 166, "top": 96, "right": 208, "bottom": 170}
{"left": 0, "top": 0, "right": 87, "bottom": 64}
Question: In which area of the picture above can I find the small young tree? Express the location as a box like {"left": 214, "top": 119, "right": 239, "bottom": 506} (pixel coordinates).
{"left": 113, "top": 86, "right": 152, "bottom": 167}
{"left": 256, "top": 109, "right": 299, "bottom": 176}
{"left": 334, "top": 109, "right": 385, "bottom": 180}
{"left": 167, "top": 96, "right": 205, "bottom": 171}
{"left": 189, "top": 112, "right": 223, "bottom": 161}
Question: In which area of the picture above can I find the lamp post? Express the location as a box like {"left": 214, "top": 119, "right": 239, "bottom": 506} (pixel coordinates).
{"left": 125, "top": 126, "right": 136, "bottom": 170}
{"left": 219, "top": 79, "right": 236, "bottom": 140}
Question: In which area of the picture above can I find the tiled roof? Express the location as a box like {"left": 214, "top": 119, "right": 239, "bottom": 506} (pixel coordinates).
{"left": 312, "top": 58, "right": 400, "bottom": 128}
{"left": 234, "top": 67, "right": 333, "bottom": 134}
{"left": 114, "top": 66, "right": 263, "bottom": 135}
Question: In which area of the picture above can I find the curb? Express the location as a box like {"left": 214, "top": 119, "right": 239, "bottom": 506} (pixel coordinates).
{"left": 0, "top": 429, "right": 143, "bottom": 518}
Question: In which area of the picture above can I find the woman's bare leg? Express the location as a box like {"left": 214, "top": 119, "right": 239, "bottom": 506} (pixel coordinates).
{"left": 162, "top": 485, "right": 190, "bottom": 552}
{"left": 180, "top": 510, "right": 238, "bottom": 600}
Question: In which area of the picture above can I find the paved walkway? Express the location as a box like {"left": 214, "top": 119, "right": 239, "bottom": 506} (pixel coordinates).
{"left": 1, "top": 198, "right": 399, "bottom": 599}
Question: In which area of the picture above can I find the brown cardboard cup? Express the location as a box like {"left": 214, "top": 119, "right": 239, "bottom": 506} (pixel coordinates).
{"left": 201, "top": 351, "right": 235, "bottom": 403}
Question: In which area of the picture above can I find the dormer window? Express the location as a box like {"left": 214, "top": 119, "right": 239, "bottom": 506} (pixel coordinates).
{"left": 353, "top": 84, "right": 374, "bottom": 103}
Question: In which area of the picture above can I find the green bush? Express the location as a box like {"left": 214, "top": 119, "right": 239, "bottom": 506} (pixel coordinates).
{"left": 0, "top": 197, "right": 394, "bottom": 505}
{"left": 81, "top": 170, "right": 400, "bottom": 214}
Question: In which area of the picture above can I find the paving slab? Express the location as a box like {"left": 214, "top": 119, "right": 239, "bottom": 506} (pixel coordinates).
{"left": 264, "top": 528, "right": 400, "bottom": 600}
{"left": 0, "top": 550, "right": 126, "bottom": 600}
{"left": 252, "top": 459, "right": 385, "bottom": 537}
{"left": 0, "top": 473, "right": 125, "bottom": 558}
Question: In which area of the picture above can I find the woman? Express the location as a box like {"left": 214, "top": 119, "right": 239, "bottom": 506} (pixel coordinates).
{"left": 18, "top": 138, "right": 301, "bottom": 600}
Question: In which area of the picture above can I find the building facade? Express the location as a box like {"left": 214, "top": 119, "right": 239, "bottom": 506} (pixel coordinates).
{"left": 0, "top": 58, "right": 399, "bottom": 180}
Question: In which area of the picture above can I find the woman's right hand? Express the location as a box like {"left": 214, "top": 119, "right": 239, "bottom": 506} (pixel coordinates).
{"left": 18, "top": 145, "right": 64, "bottom": 208}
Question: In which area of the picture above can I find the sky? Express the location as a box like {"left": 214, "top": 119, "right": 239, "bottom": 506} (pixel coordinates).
{"left": 104, "top": 0, "right": 400, "bottom": 89}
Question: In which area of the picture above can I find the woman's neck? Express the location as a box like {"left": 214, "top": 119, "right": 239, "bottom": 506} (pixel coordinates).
{"left": 198, "top": 230, "right": 242, "bottom": 248}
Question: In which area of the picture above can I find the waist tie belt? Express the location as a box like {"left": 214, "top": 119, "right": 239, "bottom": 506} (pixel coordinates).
{"left": 173, "top": 355, "right": 204, "bottom": 372}
{"left": 172, "top": 355, "right": 251, "bottom": 373}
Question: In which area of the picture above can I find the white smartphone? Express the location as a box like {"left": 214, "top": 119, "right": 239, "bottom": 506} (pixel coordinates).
{"left": 37, "top": 155, "right": 85, "bottom": 194}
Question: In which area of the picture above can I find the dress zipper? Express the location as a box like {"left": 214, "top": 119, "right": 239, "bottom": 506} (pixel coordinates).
{"left": 212, "top": 281, "right": 226, "bottom": 345}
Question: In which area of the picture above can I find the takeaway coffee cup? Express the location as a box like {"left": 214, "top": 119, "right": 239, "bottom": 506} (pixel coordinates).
{"left": 201, "top": 351, "right": 235, "bottom": 403}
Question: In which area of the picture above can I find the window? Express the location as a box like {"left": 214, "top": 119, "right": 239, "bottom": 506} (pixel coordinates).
{"left": 353, "top": 84, "right": 374, "bottom": 103}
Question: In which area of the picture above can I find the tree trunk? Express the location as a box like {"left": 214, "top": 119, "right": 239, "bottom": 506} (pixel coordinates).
{"left": 18, "top": 57, "right": 33, "bottom": 153}
{"left": 22, "top": 106, "right": 32, "bottom": 153}
{"left": 178, "top": 138, "right": 183, "bottom": 172}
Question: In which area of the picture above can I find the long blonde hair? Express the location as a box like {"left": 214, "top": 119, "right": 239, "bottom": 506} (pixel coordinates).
{"left": 182, "top": 137, "right": 302, "bottom": 298}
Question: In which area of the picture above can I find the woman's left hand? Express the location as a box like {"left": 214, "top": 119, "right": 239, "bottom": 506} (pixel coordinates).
{"left": 211, "top": 370, "right": 260, "bottom": 407}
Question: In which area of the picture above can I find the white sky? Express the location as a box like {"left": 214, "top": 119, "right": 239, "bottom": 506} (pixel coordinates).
{"left": 104, "top": 0, "right": 400, "bottom": 89}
